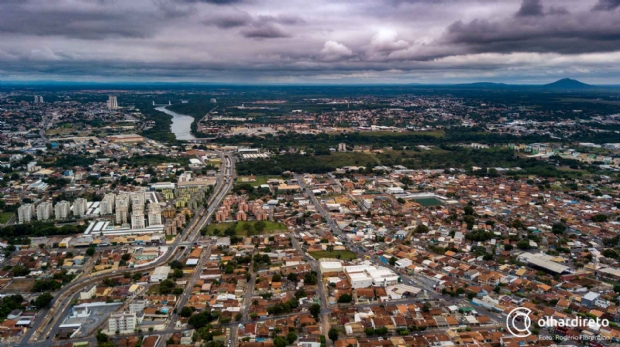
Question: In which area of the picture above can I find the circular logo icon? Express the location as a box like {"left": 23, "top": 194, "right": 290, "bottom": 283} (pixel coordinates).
{"left": 506, "top": 307, "right": 532, "bottom": 337}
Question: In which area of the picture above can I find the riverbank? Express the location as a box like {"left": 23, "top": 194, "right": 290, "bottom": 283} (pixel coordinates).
{"left": 155, "top": 106, "right": 196, "bottom": 141}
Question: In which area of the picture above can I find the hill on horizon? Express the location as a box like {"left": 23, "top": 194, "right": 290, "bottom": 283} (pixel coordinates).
{"left": 543, "top": 78, "right": 592, "bottom": 89}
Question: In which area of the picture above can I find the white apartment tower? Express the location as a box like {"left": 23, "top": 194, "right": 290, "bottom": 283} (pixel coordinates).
{"left": 100, "top": 193, "right": 115, "bottom": 215}
{"left": 54, "top": 201, "right": 71, "bottom": 220}
{"left": 73, "top": 198, "right": 88, "bottom": 217}
{"left": 107, "top": 96, "right": 118, "bottom": 110}
{"left": 147, "top": 203, "right": 162, "bottom": 226}
{"left": 131, "top": 211, "right": 145, "bottom": 229}
{"left": 108, "top": 311, "right": 137, "bottom": 332}
{"left": 18, "top": 204, "right": 35, "bottom": 224}
{"left": 36, "top": 202, "right": 54, "bottom": 221}
{"left": 116, "top": 206, "right": 129, "bottom": 225}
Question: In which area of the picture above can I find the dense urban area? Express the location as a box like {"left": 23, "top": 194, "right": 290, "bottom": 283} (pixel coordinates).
{"left": 0, "top": 82, "right": 619, "bottom": 347}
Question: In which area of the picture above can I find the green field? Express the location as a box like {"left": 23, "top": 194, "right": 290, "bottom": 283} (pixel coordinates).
{"left": 309, "top": 250, "right": 357, "bottom": 261}
{"left": 412, "top": 197, "right": 444, "bottom": 206}
{"left": 0, "top": 212, "right": 14, "bottom": 224}
{"left": 236, "top": 176, "right": 278, "bottom": 187}
{"left": 205, "top": 221, "right": 287, "bottom": 236}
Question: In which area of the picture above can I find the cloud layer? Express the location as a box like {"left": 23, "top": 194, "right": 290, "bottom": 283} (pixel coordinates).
{"left": 1, "top": 0, "right": 620, "bottom": 83}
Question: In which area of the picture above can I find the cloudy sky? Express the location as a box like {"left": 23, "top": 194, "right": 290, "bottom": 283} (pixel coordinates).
{"left": 1, "top": 0, "right": 620, "bottom": 84}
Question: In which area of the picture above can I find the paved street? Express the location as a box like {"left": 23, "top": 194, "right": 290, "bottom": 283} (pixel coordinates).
{"left": 21, "top": 153, "right": 236, "bottom": 347}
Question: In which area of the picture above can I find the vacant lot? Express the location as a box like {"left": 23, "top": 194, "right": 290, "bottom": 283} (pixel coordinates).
{"left": 0, "top": 212, "right": 14, "bottom": 224}
{"left": 309, "top": 250, "right": 357, "bottom": 261}
{"left": 236, "top": 175, "right": 281, "bottom": 187}
{"left": 0, "top": 278, "right": 34, "bottom": 293}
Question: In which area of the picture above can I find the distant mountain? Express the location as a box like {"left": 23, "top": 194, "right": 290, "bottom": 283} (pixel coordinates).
{"left": 543, "top": 78, "right": 592, "bottom": 89}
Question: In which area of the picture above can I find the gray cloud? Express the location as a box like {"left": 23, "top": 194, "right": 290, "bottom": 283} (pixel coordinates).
{"left": 0, "top": 0, "right": 620, "bottom": 83}
{"left": 515, "top": 0, "right": 544, "bottom": 16}
{"left": 206, "top": 9, "right": 253, "bottom": 28}
{"left": 592, "top": 0, "right": 620, "bottom": 10}
{"left": 240, "top": 22, "right": 290, "bottom": 38}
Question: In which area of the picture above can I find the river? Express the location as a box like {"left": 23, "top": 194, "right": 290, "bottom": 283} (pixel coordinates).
{"left": 154, "top": 106, "right": 196, "bottom": 141}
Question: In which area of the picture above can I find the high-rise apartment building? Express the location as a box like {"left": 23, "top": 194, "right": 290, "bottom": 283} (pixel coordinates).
{"left": 147, "top": 203, "right": 162, "bottom": 226}
{"left": 107, "top": 96, "right": 118, "bottom": 110}
{"left": 54, "top": 201, "right": 71, "bottom": 220}
{"left": 18, "top": 204, "right": 35, "bottom": 224}
{"left": 131, "top": 211, "right": 145, "bottom": 229}
{"left": 36, "top": 202, "right": 53, "bottom": 221}
{"left": 73, "top": 198, "right": 88, "bottom": 217}
{"left": 108, "top": 311, "right": 136, "bottom": 332}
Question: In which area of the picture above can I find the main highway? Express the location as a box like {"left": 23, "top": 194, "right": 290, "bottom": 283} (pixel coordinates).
{"left": 21, "top": 152, "right": 236, "bottom": 346}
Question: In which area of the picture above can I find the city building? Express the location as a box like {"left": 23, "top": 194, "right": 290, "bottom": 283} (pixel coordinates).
{"left": 107, "top": 96, "right": 118, "bottom": 110}
{"left": 131, "top": 211, "right": 145, "bottom": 229}
{"left": 73, "top": 198, "right": 88, "bottom": 217}
{"left": 54, "top": 200, "right": 71, "bottom": 220}
{"left": 116, "top": 206, "right": 129, "bottom": 225}
{"left": 101, "top": 194, "right": 115, "bottom": 215}
{"left": 36, "top": 202, "right": 53, "bottom": 221}
{"left": 151, "top": 266, "right": 171, "bottom": 282}
{"left": 108, "top": 311, "right": 137, "bottom": 332}
{"left": 18, "top": 204, "right": 35, "bottom": 224}
{"left": 147, "top": 203, "right": 162, "bottom": 226}
{"left": 338, "top": 142, "right": 347, "bottom": 152}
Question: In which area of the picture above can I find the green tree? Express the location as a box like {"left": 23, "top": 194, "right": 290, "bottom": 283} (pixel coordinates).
{"left": 389, "top": 257, "right": 397, "bottom": 266}
{"left": 286, "top": 331, "right": 298, "bottom": 344}
{"left": 180, "top": 306, "right": 194, "bottom": 318}
{"left": 254, "top": 221, "right": 266, "bottom": 233}
{"left": 414, "top": 224, "right": 429, "bottom": 234}
{"left": 337, "top": 293, "right": 353, "bottom": 303}
{"left": 552, "top": 223, "right": 566, "bottom": 235}
{"left": 273, "top": 336, "right": 287, "bottom": 347}
{"left": 35, "top": 292, "right": 54, "bottom": 308}
{"left": 464, "top": 205, "right": 474, "bottom": 215}
{"left": 86, "top": 247, "right": 96, "bottom": 256}
{"left": 173, "top": 269, "right": 184, "bottom": 279}
{"left": 328, "top": 328, "right": 339, "bottom": 342}
{"left": 309, "top": 303, "right": 321, "bottom": 318}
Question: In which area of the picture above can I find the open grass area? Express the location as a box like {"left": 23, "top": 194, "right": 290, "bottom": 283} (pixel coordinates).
{"left": 309, "top": 250, "right": 357, "bottom": 261}
{"left": 0, "top": 212, "right": 14, "bottom": 224}
{"left": 236, "top": 175, "right": 280, "bottom": 187}
{"left": 205, "top": 220, "right": 287, "bottom": 236}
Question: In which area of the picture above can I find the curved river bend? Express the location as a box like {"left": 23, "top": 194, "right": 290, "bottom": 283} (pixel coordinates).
{"left": 155, "top": 106, "right": 196, "bottom": 141}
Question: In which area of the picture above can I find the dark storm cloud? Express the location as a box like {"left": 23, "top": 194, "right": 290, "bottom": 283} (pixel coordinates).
{"left": 207, "top": 10, "right": 253, "bottom": 28}
{"left": 515, "top": 0, "right": 544, "bottom": 16}
{"left": 240, "top": 22, "right": 291, "bottom": 38}
{"left": 440, "top": 4, "right": 620, "bottom": 57}
{"left": 592, "top": 0, "right": 620, "bottom": 10}
{"left": 1, "top": 0, "right": 620, "bottom": 83}
{"left": 178, "top": 0, "right": 244, "bottom": 4}
{"left": 0, "top": 2, "right": 163, "bottom": 39}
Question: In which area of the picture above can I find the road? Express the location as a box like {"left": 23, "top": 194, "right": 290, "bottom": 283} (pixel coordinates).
{"left": 295, "top": 174, "right": 341, "bottom": 235}
{"left": 22, "top": 152, "right": 236, "bottom": 347}
{"left": 295, "top": 172, "right": 505, "bottom": 328}
{"left": 167, "top": 242, "right": 214, "bottom": 330}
